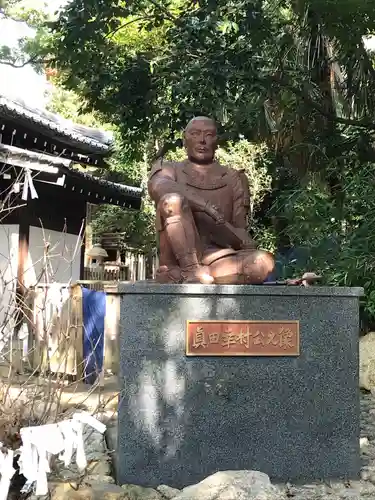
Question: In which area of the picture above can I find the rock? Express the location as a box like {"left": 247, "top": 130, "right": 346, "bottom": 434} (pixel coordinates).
{"left": 156, "top": 485, "right": 180, "bottom": 499}
{"left": 358, "top": 480, "right": 375, "bottom": 495}
{"left": 173, "top": 471, "right": 282, "bottom": 500}
{"left": 49, "top": 481, "right": 126, "bottom": 500}
{"left": 84, "top": 475, "right": 116, "bottom": 485}
{"left": 86, "top": 459, "right": 112, "bottom": 476}
{"left": 52, "top": 427, "right": 110, "bottom": 483}
{"left": 361, "top": 437, "right": 370, "bottom": 448}
{"left": 360, "top": 332, "right": 375, "bottom": 390}
{"left": 91, "top": 483, "right": 127, "bottom": 500}
{"left": 106, "top": 425, "right": 118, "bottom": 477}
{"left": 92, "top": 483, "right": 128, "bottom": 500}
{"left": 362, "top": 468, "right": 371, "bottom": 480}
{"left": 83, "top": 425, "right": 107, "bottom": 461}
{"left": 121, "top": 484, "right": 162, "bottom": 499}
{"left": 49, "top": 483, "right": 90, "bottom": 500}
{"left": 54, "top": 467, "right": 85, "bottom": 482}
{"left": 106, "top": 424, "right": 118, "bottom": 453}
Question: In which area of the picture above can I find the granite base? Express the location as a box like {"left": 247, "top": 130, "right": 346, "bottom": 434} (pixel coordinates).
{"left": 117, "top": 284, "right": 362, "bottom": 489}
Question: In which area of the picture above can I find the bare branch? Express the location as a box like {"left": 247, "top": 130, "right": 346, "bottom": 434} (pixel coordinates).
{"left": 0, "top": 54, "right": 53, "bottom": 68}
{"left": 105, "top": 16, "right": 154, "bottom": 39}
{"left": 146, "top": 0, "right": 178, "bottom": 22}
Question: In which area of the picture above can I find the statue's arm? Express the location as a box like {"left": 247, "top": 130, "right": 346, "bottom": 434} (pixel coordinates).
{"left": 230, "top": 169, "right": 256, "bottom": 248}
{"left": 231, "top": 169, "right": 251, "bottom": 229}
{"left": 147, "top": 160, "right": 179, "bottom": 202}
{"left": 148, "top": 160, "right": 221, "bottom": 218}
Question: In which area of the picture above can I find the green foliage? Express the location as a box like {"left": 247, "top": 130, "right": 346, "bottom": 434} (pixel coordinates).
{"left": 12, "top": 0, "right": 375, "bottom": 323}
{"left": 217, "top": 142, "right": 272, "bottom": 219}
{"left": 5, "top": 1, "right": 48, "bottom": 25}
{"left": 0, "top": 0, "right": 51, "bottom": 67}
{"left": 91, "top": 199, "right": 155, "bottom": 251}
{"left": 47, "top": 86, "right": 108, "bottom": 128}
{"left": 217, "top": 142, "right": 276, "bottom": 252}
{"left": 47, "top": 86, "right": 155, "bottom": 249}
{"left": 40, "top": 0, "right": 375, "bottom": 160}
{"left": 91, "top": 148, "right": 156, "bottom": 251}
{"left": 273, "top": 150, "right": 375, "bottom": 315}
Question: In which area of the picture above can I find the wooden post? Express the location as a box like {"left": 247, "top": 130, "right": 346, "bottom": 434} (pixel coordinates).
{"left": 12, "top": 214, "right": 30, "bottom": 373}
{"left": 71, "top": 284, "right": 84, "bottom": 381}
{"left": 84, "top": 203, "right": 93, "bottom": 268}
{"left": 103, "top": 284, "right": 120, "bottom": 375}
{"left": 17, "top": 220, "right": 29, "bottom": 290}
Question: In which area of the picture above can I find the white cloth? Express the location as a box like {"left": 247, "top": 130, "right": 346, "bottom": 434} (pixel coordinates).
{"left": 0, "top": 443, "right": 15, "bottom": 500}
{"left": 18, "top": 412, "right": 106, "bottom": 496}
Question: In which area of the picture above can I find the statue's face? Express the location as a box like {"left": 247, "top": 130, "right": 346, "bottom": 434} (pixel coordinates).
{"left": 184, "top": 119, "right": 217, "bottom": 164}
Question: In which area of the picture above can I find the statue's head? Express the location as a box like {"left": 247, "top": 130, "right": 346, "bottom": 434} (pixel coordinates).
{"left": 183, "top": 116, "right": 217, "bottom": 164}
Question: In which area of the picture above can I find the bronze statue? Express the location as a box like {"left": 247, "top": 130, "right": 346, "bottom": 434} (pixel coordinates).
{"left": 148, "top": 117, "right": 275, "bottom": 284}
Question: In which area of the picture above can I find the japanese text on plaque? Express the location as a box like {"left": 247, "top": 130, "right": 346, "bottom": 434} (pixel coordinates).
{"left": 186, "top": 321, "right": 299, "bottom": 356}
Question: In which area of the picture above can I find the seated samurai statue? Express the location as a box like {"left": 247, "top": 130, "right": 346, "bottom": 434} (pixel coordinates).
{"left": 148, "top": 116, "right": 275, "bottom": 284}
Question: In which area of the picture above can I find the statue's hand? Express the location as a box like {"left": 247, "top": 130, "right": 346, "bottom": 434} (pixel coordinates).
{"left": 205, "top": 203, "right": 225, "bottom": 224}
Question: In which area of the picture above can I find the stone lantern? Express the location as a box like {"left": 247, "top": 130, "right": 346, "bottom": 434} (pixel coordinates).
{"left": 86, "top": 243, "right": 108, "bottom": 268}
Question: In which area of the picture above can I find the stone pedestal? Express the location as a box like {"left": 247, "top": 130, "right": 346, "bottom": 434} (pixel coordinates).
{"left": 117, "top": 284, "right": 363, "bottom": 489}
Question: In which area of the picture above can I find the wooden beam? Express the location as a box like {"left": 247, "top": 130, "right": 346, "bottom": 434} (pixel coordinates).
{"left": 34, "top": 174, "right": 66, "bottom": 187}
{"left": 1, "top": 172, "right": 65, "bottom": 187}
{"left": 0, "top": 143, "right": 73, "bottom": 173}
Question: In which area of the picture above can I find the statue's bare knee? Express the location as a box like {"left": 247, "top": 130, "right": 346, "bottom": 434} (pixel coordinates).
{"left": 158, "top": 193, "right": 187, "bottom": 218}
{"left": 242, "top": 250, "right": 275, "bottom": 283}
{"left": 253, "top": 250, "right": 275, "bottom": 274}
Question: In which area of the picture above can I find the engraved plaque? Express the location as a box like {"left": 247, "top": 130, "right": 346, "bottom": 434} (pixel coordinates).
{"left": 186, "top": 320, "right": 300, "bottom": 356}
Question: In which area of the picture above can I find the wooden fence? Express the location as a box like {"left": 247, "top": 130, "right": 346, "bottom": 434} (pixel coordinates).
{"left": 83, "top": 248, "right": 158, "bottom": 282}
{"left": 6, "top": 282, "right": 122, "bottom": 379}
{"left": 83, "top": 267, "right": 129, "bottom": 282}
{"left": 1, "top": 246, "right": 157, "bottom": 378}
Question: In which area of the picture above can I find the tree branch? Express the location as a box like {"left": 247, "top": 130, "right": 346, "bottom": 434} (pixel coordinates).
{"left": 105, "top": 16, "right": 154, "bottom": 39}
{"left": 152, "top": 138, "right": 182, "bottom": 162}
{"left": 146, "top": 0, "right": 177, "bottom": 22}
{"left": 0, "top": 55, "right": 53, "bottom": 68}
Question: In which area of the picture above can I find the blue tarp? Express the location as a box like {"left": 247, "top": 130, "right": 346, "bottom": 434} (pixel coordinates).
{"left": 265, "top": 246, "right": 311, "bottom": 281}
{"left": 82, "top": 287, "right": 106, "bottom": 384}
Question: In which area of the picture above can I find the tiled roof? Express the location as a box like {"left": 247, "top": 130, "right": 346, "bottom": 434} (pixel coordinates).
{"left": 0, "top": 95, "right": 114, "bottom": 154}
{"left": 62, "top": 164, "right": 143, "bottom": 207}
{"left": 0, "top": 142, "right": 142, "bottom": 209}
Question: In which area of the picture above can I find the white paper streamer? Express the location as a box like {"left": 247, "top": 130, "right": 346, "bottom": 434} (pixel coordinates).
{"left": 18, "top": 412, "right": 106, "bottom": 496}
{"left": 73, "top": 412, "right": 106, "bottom": 434}
{"left": 0, "top": 443, "right": 15, "bottom": 500}
{"left": 21, "top": 167, "right": 38, "bottom": 201}
{"left": 57, "top": 421, "right": 75, "bottom": 467}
